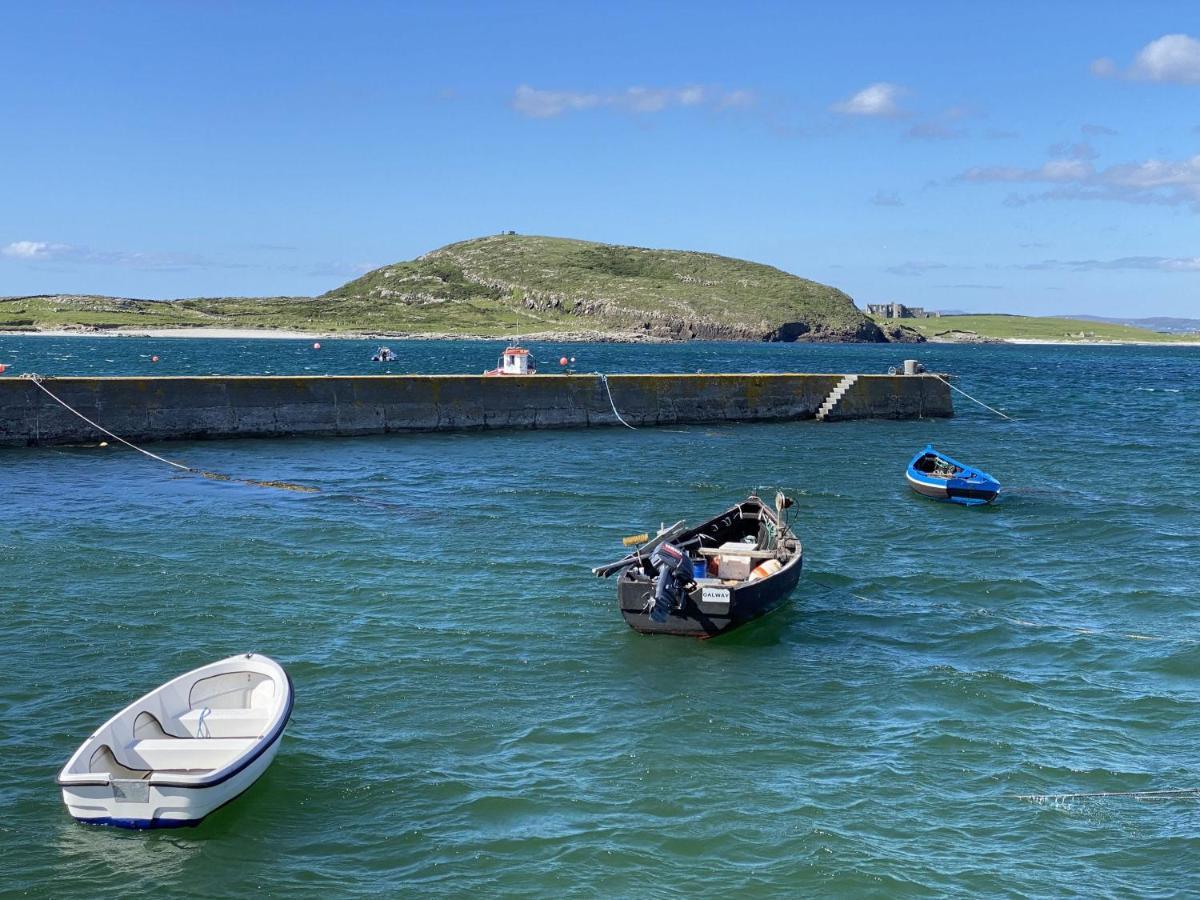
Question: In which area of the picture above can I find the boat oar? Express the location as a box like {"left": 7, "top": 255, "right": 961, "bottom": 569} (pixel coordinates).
{"left": 591, "top": 520, "right": 687, "bottom": 577}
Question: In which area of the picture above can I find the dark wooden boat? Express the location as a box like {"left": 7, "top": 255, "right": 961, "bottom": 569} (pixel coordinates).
{"left": 592, "top": 494, "right": 803, "bottom": 638}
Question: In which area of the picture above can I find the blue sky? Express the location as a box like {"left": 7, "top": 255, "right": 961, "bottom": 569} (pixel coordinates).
{"left": 1, "top": 1, "right": 1198, "bottom": 316}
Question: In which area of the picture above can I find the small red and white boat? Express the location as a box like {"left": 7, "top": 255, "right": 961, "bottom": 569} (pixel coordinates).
{"left": 484, "top": 346, "right": 536, "bottom": 376}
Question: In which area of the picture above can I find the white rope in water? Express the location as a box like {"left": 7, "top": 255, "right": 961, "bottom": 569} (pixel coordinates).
{"left": 22, "top": 374, "right": 319, "bottom": 492}
{"left": 594, "top": 372, "right": 636, "bottom": 430}
{"left": 25, "top": 375, "right": 192, "bottom": 471}
{"left": 931, "top": 374, "right": 1016, "bottom": 421}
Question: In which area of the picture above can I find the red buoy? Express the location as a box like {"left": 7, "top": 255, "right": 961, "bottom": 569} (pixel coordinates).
{"left": 313, "top": 342, "right": 321, "bottom": 350}
{"left": 560, "top": 356, "right": 568, "bottom": 366}
{"left": 0, "top": 363, "right": 7, "bottom": 374}
{"left": 151, "top": 355, "right": 159, "bottom": 363}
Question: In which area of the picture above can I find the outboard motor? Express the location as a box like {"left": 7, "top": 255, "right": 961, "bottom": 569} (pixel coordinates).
{"left": 649, "top": 542, "right": 695, "bottom": 624}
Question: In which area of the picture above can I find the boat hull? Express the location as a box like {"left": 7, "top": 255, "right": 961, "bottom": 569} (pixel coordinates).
{"left": 618, "top": 554, "right": 803, "bottom": 637}
{"left": 60, "top": 733, "right": 283, "bottom": 829}
{"left": 905, "top": 470, "right": 998, "bottom": 506}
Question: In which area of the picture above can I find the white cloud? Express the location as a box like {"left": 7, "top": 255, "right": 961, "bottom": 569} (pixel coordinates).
{"left": 1092, "top": 33, "right": 1200, "bottom": 84}
{"left": 1, "top": 239, "right": 231, "bottom": 270}
{"left": 1104, "top": 155, "right": 1200, "bottom": 189}
{"left": 961, "top": 159, "right": 1094, "bottom": 183}
{"left": 2, "top": 240, "right": 65, "bottom": 259}
{"left": 832, "top": 82, "right": 907, "bottom": 117}
{"left": 511, "top": 84, "right": 754, "bottom": 118}
{"left": 960, "top": 152, "right": 1200, "bottom": 209}
{"left": 1132, "top": 34, "right": 1200, "bottom": 83}
{"left": 886, "top": 260, "right": 947, "bottom": 276}
{"left": 511, "top": 86, "right": 603, "bottom": 118}
{"left": 1024, "top": 256, "right": 1200, "bottom": 272}
{"left": 871, "top": 190, "right": 903, "bottom": 207}
{"left": 905, "top": 121, "right": 966, "bottom": 140}
{"left": 1048, "top": 141, "right": 1098, "bottom": 161}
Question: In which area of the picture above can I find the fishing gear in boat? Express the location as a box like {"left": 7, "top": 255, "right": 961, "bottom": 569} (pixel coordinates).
{"left": 593, "top": 493, "right": 804, "bottom": 638}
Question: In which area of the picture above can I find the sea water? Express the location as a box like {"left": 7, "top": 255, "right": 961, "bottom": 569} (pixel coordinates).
{"left": 0, "top": 337, "right": 1197, "bottom": 896}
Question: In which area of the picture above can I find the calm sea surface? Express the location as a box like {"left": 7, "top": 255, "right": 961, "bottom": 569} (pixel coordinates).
{"left": 1, "top": 336, "right": 1198, "bottom": 897}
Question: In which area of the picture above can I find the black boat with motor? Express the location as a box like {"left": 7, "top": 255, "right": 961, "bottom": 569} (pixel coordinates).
{"left": 592, "top": 493, "right": 803, "bottom": 638}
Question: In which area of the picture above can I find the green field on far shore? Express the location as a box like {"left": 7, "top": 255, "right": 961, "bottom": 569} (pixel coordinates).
{"left": 874, "top": 314, "right": 1198, "bottom": 343}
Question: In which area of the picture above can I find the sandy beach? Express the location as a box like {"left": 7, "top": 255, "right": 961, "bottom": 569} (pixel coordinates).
{"left": 2, "top": 328, "right": 1197, "bottom": 347}
{"left": 0, "top": 327, "right": 345, "bottom": 340}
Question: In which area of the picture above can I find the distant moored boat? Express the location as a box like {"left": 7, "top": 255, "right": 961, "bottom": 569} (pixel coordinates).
{"left": 906, "top": 444, "right": 1000, "bottom": 505}
{"left": 483, "top": 346, "right": 536, "bottom": 376}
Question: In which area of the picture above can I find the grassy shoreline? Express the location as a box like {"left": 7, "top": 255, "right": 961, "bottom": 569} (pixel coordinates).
{"left": 873, "top": 314, "right": 1198, "bottom": 344}
{"left": 2, "top": 325, "right": 1199, "bottom": 347}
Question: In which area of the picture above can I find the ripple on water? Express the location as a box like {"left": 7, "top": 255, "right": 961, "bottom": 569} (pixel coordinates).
{"left": 0, "top": 340, "right": 1197, "bottom": 895}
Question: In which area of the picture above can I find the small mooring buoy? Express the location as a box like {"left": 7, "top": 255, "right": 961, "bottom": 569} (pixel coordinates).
{"left": 151, "top": 355, "right": 159, "bottom": 363}
{"left": 313, "top": 342, "right": 322, "bottom": 350}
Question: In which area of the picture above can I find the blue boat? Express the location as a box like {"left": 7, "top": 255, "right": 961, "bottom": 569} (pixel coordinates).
{"left": 906, "top": 445, "right": 1000, "bottom": 506}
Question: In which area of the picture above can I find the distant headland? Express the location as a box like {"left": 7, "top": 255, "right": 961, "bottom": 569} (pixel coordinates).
{"left": 0, "top": 234, "right": 920, "bottom": 344}
{"left": 1, "top": 234, "right": 1196, "bottom": 345}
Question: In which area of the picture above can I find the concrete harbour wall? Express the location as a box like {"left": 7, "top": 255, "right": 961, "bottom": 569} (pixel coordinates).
{"left": 0, "top": 373, "right": 952, "bottom": 447}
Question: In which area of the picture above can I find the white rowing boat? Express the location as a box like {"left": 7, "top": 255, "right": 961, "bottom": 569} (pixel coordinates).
{"left": 58, "top": 653, "right": 293, "bottom": 829}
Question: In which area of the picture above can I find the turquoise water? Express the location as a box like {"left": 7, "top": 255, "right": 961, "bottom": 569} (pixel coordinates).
{"left": 1, "top": 337, "right": 1198, "bottom": 896}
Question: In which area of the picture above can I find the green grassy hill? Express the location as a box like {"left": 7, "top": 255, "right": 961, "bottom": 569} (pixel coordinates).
{"left": 0, "top": 235, "right": 896, "bottom": 342}
{"left": 323, "top": 234, "right": 887, "bottom": 341}
{"left": 872, "top": 314, "right": 1197, "bottom": 344}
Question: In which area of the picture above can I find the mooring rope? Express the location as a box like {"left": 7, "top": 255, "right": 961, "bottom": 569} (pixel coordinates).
{"left": 26, "top": 375, "right": 193, "bottom": 471}
{"left": 594, "top": 372, "right": 637, "bottom": 430}
{"left": 23, "top": 374, "right": 319, "bottom": 493}
{"left": 930, "top": 374, "right": 1016, "bottom": 422}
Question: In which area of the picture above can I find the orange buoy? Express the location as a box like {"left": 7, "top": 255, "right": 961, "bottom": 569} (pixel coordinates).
{"left": 0, "top": 363, "right": 7, "bottom": 374}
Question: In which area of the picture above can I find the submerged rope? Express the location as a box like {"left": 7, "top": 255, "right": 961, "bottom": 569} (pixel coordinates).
{"left": 594, "top": 372, "right": 637, "bottom": 430}
{"left": 931, "top": 374, "right": 1016, "bottom": 422}
{"left": 24, "top": 375, "right": 319, "bottom": 493}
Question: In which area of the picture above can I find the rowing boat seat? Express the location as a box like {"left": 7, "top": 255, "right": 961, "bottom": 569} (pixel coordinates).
{"left": 175, "top": 707, "right": 272, "bottom": 738}
{"left": 123, "top": 737, "right": 256, "bottom": 772}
